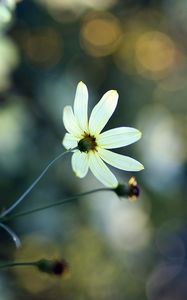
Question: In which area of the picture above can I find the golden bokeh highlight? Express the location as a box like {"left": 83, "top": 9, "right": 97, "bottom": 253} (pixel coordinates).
{"left": 80, "top": 13, "right": 122, "bottom": 57}
{"left": 37, "top": 0, "right": 117, "bottom": 17}
{"left": 114, "top": 31, "right": 140, "bottom": 74}
{"left": 135, "top": 31, "right": 176, "bottom": 78}
{"left": 23, "top": 28, "right": 62, "bottom": 68}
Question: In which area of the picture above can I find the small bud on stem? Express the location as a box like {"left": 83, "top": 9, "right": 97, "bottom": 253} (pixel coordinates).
{"left": 37, "top": 258, "right": 69, "bottom": 277}
{"left": 114, "top": 177, "right": 140, "bottom": 200}
{"left": 0, "top": 258, "right": 70, "bottom": 278}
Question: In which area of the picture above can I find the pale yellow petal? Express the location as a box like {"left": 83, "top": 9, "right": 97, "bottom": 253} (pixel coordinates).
{"left": 62, "top": 133, "right": 78, "bottom": 150}
{"left": 89, "top": 90, "right": 118, "bottom": 135}
{"left": 73, "top": 81, "right": 89, "bottom": 132}
{"left": 97, "top": 127, "right": 142, "bottom": 149}
{"left": 88, "top": 151, "right": 118, "bottom": 187}
{"left": 98, "top": 148, "right": 144, "bottom": 171}
{"left": 71, "top": 151, "right": 89, "bottom": 178}
{"left": 63, "top": 106, "right": 82, "bottom": 137}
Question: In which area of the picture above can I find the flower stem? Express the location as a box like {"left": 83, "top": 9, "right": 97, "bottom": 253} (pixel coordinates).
{"left": 0, "top": 188, "right": 113, "bottom": 223}
{"left": 0, "top": 261, "right": 38, "bottom": 270}
{"left": 0, "top": 223, "right": 21, "bottom": 248}
{"left": 1, "top": 150, "right": 71, "bottom": 217}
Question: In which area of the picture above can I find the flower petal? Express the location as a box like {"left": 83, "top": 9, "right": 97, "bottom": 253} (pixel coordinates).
{"left": 98, "top": 148, "right": 144, "bottom": 171}
{"left": 73, "top": 81, "right": 89, "bottom": 132}
{"left": 71, "top": 151, "right": 89, "bottom": 178}
{"left": 63, "top": 106, "right": 83, "bottom": 137}
{"left": 62, "top": 133, "right": 78, "bottom": 150}
{"left": 88, "top": 151, "right": 118, "bottom": 187}
{"left": 97, "top": 127, "right": 142, "bottom": 149}
{"left": 89, "top": 90, "right": 118, "bottom": 135}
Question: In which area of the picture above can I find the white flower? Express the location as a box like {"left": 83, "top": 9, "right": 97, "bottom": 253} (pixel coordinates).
{"left": 62, "top": 81, "right": 144, "bottom": 187}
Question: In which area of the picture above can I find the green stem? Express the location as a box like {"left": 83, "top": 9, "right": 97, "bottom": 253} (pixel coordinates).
{"left": 0, "top": 188, "right": 113, "bottom": 223}
{"left": 1, "top": 150, "right": 71, "bottom": 217}
{"left": 0, "top": 261, "right": 38, "bottom": 270}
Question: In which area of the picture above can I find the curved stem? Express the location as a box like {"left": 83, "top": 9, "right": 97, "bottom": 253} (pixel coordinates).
{"left": 0, "top": 188, "right": 113, "bottom": 223}
{"left": 0, "top": 223, "right": 21, "bottom": 248}
{"left": 1, "top": 150, "right": 71, "bottom": 217}
{"left": 0, "top": 261, "right": 38, "bottom": 270}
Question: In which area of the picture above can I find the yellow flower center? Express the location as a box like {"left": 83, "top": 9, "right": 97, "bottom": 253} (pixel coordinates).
{"left": 78, "top": 134, "right": 97, "bottom": 152}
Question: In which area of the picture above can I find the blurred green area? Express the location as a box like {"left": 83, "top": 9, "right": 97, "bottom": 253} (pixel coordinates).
{"left": 0, "top": 0, "right": 187, "bottom": 299}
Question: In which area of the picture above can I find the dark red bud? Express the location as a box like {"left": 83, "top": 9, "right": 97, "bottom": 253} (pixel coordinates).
{"left": 37, "top": 258, "right": 69, "bottom": 277}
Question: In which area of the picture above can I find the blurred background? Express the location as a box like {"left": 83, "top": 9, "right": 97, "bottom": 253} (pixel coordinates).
{"left": 0, "top": 0, "right": 187, "bottom": 299}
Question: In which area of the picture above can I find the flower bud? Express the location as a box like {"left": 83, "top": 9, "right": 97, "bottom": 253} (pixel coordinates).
{"left": 114, "top": 177, "right": 140, "bottom": 200}
{"left": 37, "top": 258, "right": 69, "bottom": 277}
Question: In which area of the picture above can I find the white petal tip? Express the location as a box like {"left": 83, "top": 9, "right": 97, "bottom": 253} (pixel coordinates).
{"left": 74, "top": 171, "right": 84, "bottom": 178}
{"left": 134, "top": 130, "right": 142, "bottom": 142}
{"left": 62, "top": 140, "right": 67, "bottom": 147}
{"left": 103, "top": 90, "right": 119, "bottom": 99}
{"left": 138, "top": 164, "right": 144, "bottom": 171}
{"left": 63, "top": 105, "right": 71, "bottom": 116}
{"left": 62, "top": 144, "right": 70, "bottom": 150}
{"left": 62, "top": 140, "right": 67, "bottom": 148}
{"left": 110, "top": 90, "right": 118, "bottom": 96}
{"left": 132, "top": 130, "right": 142, "bottom": 142}
{"left": 64, "top": 105, "right": 70, "bottom": 110}
{"left": 138, "top": 130, "right": 143, "bottom": 138}
{"left": 78, "top": 81, "right": 86, "bottom": 87}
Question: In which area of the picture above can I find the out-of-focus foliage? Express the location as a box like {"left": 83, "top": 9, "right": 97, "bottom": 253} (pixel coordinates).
{"left": 0, "top": 0, "right": 22, "bottom": 32}
{"left": 0, "top": 0, "right": 15, "bottom": 30}
{"left": 0, "top": 0, "right": 187, "bottom": 299}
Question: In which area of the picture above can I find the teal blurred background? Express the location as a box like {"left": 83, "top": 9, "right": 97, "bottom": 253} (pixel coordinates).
{"left": 0, "top": 0, "right": 187, "bottom": 299}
